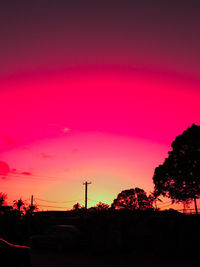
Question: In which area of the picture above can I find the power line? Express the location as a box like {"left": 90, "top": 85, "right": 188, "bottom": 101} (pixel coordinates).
{"left": 9, "top": 173, "right": 60, "bottom": 181}
{"left": 7, "top": 175, "right": 56, "bottom": 182}
{"left": 37, "top": 204, "right": 69, "bottom": 209}
{"left": 36, "top": 197, "right": 83, "bottom": 203}
{"left": 88, "top": 198, "right": 100, "bottom": 203}
{"left": 11, "top": 169, "right": 61, "bottom": 180}
{"left": 35, "top": 197, "right": 85, "bottom": 211}
{"left": 9, "top": 175, "right": 57, "bottom": 182}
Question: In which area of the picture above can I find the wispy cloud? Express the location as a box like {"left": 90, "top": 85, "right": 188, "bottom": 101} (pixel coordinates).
{"left": 11, "top": 169, "right": 32, "bottom": 176}
{"left": 40, "top": 153, "right": 55, "bottom": 160}
{"left": 0, "top": 161, "right": 32, "bottom": 179}
{"left": 0, "top": 161, "right": 10, "bottom": 178}
{"left": 20, "top": 171, "right": 32, "bottom": 175}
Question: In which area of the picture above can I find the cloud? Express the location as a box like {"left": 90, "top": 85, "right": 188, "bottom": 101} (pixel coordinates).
{"left": 40, "top": 153, "right": 55, "bottom": 159}
{"left": 11, "top": 169, "right": 32, "bottom": 176}
{"left": 20, "top": 171, "right": 32, "bottom": 175}
{"left": 0, "top": 162, "right": 32, "bottom": 179}
{"left": 0, "top": 161, "right": 10, "bottom": 178}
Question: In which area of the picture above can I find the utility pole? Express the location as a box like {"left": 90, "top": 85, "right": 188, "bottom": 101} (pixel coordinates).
{"left": 83, "top": 181, "right": 91, "bottom": 209}
{"left": 194, "top": 196, "right": 198, "bottom": 215}
{"left": 31, "top": 195, "right": 33, "bottom": 207}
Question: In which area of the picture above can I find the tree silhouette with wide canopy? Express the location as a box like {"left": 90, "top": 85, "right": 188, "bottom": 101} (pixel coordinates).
{"left": 153, "top": 124, "right": 200, "bottom": 214}
{"left": 111, "top": 187, "right": 154, "bottom": 210}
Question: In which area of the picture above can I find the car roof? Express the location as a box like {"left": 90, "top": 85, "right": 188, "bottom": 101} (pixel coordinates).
{"left": 0, "top": 238, "right": 12, "bottom": 246}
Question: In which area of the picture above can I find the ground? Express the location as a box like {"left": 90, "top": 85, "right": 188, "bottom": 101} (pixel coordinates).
{"left": 31, "top": 250, "right": 200, "bottom": 267}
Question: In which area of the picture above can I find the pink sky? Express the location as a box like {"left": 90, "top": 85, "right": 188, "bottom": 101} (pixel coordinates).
{"left": 0, "top": 67, "right": 200, "bottom": 210}
{"left": 0, "top": 1, "right": 200, "bottom": 211}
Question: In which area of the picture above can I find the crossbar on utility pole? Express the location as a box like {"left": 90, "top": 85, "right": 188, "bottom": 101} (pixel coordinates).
{"left": 83, "top": 181, "right": 91, "bottom": 209}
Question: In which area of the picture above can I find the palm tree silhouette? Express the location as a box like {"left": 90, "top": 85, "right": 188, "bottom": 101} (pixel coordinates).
{"left": 13, "top": 198, "right": 25, "bottom": 212}
{"left": 0, "top": 193, "right": 7, "bottom": 206}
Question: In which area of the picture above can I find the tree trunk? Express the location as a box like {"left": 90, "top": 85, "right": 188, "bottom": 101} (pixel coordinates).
{"left": 194, "top": 196, "right": 198, "bottom": 215}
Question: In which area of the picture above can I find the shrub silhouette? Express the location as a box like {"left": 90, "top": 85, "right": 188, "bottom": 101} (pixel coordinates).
{"left": 111, "top": 187, "right": 154, "bottom": 210}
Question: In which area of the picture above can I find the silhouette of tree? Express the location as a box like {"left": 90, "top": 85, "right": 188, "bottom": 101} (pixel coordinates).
{"left": 73, "top": 202, "right": 82, "bottom": 211}
{"left": 24, "top": 204, "right": 38, "bottom": 215}
{"left": 95, "top": 202, "right": 109, "bottom": 210}
{"left": 148, "top": 192, "right": 162, "bottom": 210}
{"left": 0, "top": 193, "right": 7, "bottom": 206}
{"left": 13, "top": 198, "right": 25, "bottom": 214}
{"left": 153, "top": 124, "right": 200, "bottom": 214}
{"left": 111, "top": 188, "right": 154, "bottom": 210}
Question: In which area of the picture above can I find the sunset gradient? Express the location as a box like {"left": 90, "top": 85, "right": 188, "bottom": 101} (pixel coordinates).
{"left": 0, "top": 1, "right": 200, "bottom": 211}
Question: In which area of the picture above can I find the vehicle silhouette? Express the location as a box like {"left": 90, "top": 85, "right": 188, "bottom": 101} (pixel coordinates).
{"left": 30, "top": 225, "right": 81, "bottom": 251}
{"left": 0, "top": 237, "right": 31, "bottom": 266}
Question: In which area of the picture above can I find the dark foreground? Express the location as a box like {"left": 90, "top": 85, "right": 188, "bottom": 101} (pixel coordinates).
{"left": 1, "top": 210, "right": 200, "bottom": 266}
{"left": 31, "top": 250, "right": 200, "bottom": 267}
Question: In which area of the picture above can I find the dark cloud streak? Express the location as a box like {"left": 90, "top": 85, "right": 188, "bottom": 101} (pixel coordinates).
{"left": 40, "top": 153, "right": 55, "bottom": 159}
{"left": 0, "top": 161, "right": 32, "bottom": 179}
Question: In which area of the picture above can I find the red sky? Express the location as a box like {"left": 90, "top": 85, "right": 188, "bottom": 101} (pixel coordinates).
{"left": 0, "top": 1, "right": 200, "bottom": 210}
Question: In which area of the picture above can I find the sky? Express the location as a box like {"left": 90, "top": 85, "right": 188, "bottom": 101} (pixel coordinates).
{"left": 0, "top": 0, "right": 200, "bottom": 211}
